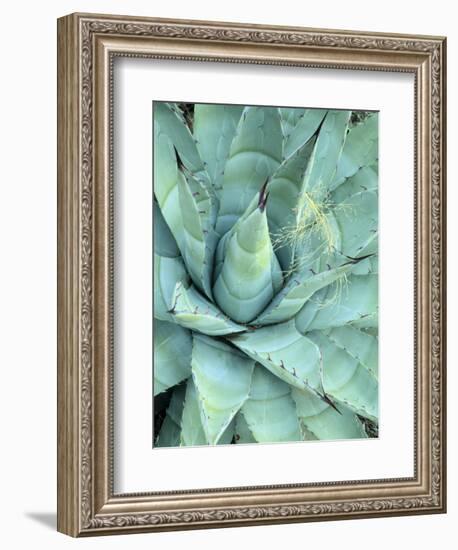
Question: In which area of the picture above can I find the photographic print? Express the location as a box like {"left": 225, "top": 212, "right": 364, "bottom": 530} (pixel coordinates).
{"left": 153, "top": 102, "right": 379, "bottom": 448}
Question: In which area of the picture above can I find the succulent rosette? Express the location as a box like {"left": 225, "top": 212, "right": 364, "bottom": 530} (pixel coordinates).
{"left": 153, "top": 102, "right": 378, "bottom": 447}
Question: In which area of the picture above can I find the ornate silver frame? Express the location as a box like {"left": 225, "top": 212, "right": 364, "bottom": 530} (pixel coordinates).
{"left": 57, "top": 13, "right": 446, "bottom": 536}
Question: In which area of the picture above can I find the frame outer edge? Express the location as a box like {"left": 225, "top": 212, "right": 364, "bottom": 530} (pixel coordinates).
{"left": 57, "top": 14, "right": 82, "bottom": 537}
{"left": 439, "top": 37, "right": 446, "bottom": 512}
{"left": 56, "top": 12, "right": 447, "bottom": 536}
{"left": 69, "top": 11, "right": 447, "bottom": 41}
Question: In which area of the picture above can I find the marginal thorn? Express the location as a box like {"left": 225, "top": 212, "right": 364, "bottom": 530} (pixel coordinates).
{"left": 173, "top": 146, "right": 185, "bottom": 172}
{"left": 258, "top": 180, "right": 269, "bottom": 212}
{"left": 342, "top": 252, "right": 375, "bottom": 264}
{"left": 320, "top": 393, "right": 342, "bottom": 415}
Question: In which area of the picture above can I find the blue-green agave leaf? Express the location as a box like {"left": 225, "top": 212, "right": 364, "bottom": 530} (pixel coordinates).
{"left": 327, "top": 325, "right": 378, "bottom": 378}
{"left": 180, "top": 377, "right": 207, "bottom": 446}
{"left": 177, "top": 167, "right": 218, "bottom": 299}
{"left": 241, "top": 366, "right": 302, "bottom": 443}
{"left": 361, "top": 327, "right": 378, "bottom": 337}
{"left": 307, "top": 331, "right": 378, "bottom": 421}
{"left": 283, "top": 108, "right": 328, "bottom": 159}
{"left": 286, "top": 210, "right": 338, "bottom": 278}
{"left": 331, "top": 165, "right": 378, "bottom": 204}
{"left": 213, "top": 185, "right": 260, "bottom": 258}
{"left": 253, "top": 261, "right": 355, "bottom": 326}
{"left": 218, "top": 419, "right": 236, "bottom": 445}
{"left": 153, "top": 121, "right": 185, "bottom": 250}
{"left": 230, "top": 320, "right": 324, "bottom": 396}
{"left": 292, "top": 387, "right": 367, "bottom": 440}
{"left": 289, "top": 287, "right": 325, "bottom": 333}
{"left": 216, "top": 106, "right": 283, "bottom": 235}
{"left": 266, "top": 136, "right": 316, "bottom": 270}
{"left": 300, "top": 110, "right": 351, "bottom": 201}
{"left": 191, "top": 335, "right": 255, "bottom": 444}
{"left": 153, "top": 319, "right": 192, "bottom": 395}
{"left": 279, "top": 107, "right": 305, "bottom": 140}
{"left": 212, "top": 230, "right": 230, "bottom": 283}
{"left": 332, "top": 190, "right": 378, "bottom": 259}
{"left": 284, "top": 111, "right": 351, "bottom": 271}
{"left": 351, "top": 313, "right": 378, "bottom": 329}
{"left": 213, "top": 187, "right": 283, "bottom": 323}
{"left": 350, "top": 253, "right": 378, "bottom": 276}
{"left": 154, "top": 200, "right": 180, "bottom": 258}
{"left": 295, "top": 274, "right": 378, "bottom": 332}
{"left": 297, "top": 190, "right": 377, "bottom": 276}
{"left": 180, "top": 377, "right": 236, "bottom": 446}
{"left": 193, "top": 104, "right": 244, "bottom": 191}
{"left": 154, "top": 254, "right": 188, "bottom": 322}
{"left": 331, "top": 114, "right": 378, "bottom": 190}
{"left": 154, "top": 102, "right": 210, "bottom": 186}
{"left": 155, "top": 383, "right": 186, "bottom": 448}
{"left": 169, "top": 282, "right": 246, "bottom": 336}
{"left": 234, "top": 411, "right": 256, "bottom": 444}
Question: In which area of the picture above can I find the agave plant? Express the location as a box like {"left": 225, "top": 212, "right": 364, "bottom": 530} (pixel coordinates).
{"left": 153, "top": 102, "right": 378, "bottom": 447}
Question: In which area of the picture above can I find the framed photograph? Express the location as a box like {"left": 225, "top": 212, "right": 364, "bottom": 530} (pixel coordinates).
{"left": 57, "top": 13, "right": 446, "bottom": 536}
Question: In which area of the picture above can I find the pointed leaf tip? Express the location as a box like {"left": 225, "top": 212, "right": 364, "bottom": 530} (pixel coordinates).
{"left": 258, "top": 179, "right": 269, "bottom": 212}
{"left": 173, "top": 145, "right": 185, "bottom": 172}
{"left": 321, "top": 393, "right": 343, "bottom": 415}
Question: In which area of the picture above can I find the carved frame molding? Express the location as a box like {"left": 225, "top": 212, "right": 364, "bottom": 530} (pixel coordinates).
{"left": 57, "top": 13, "right": 446, "bottom": 536}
